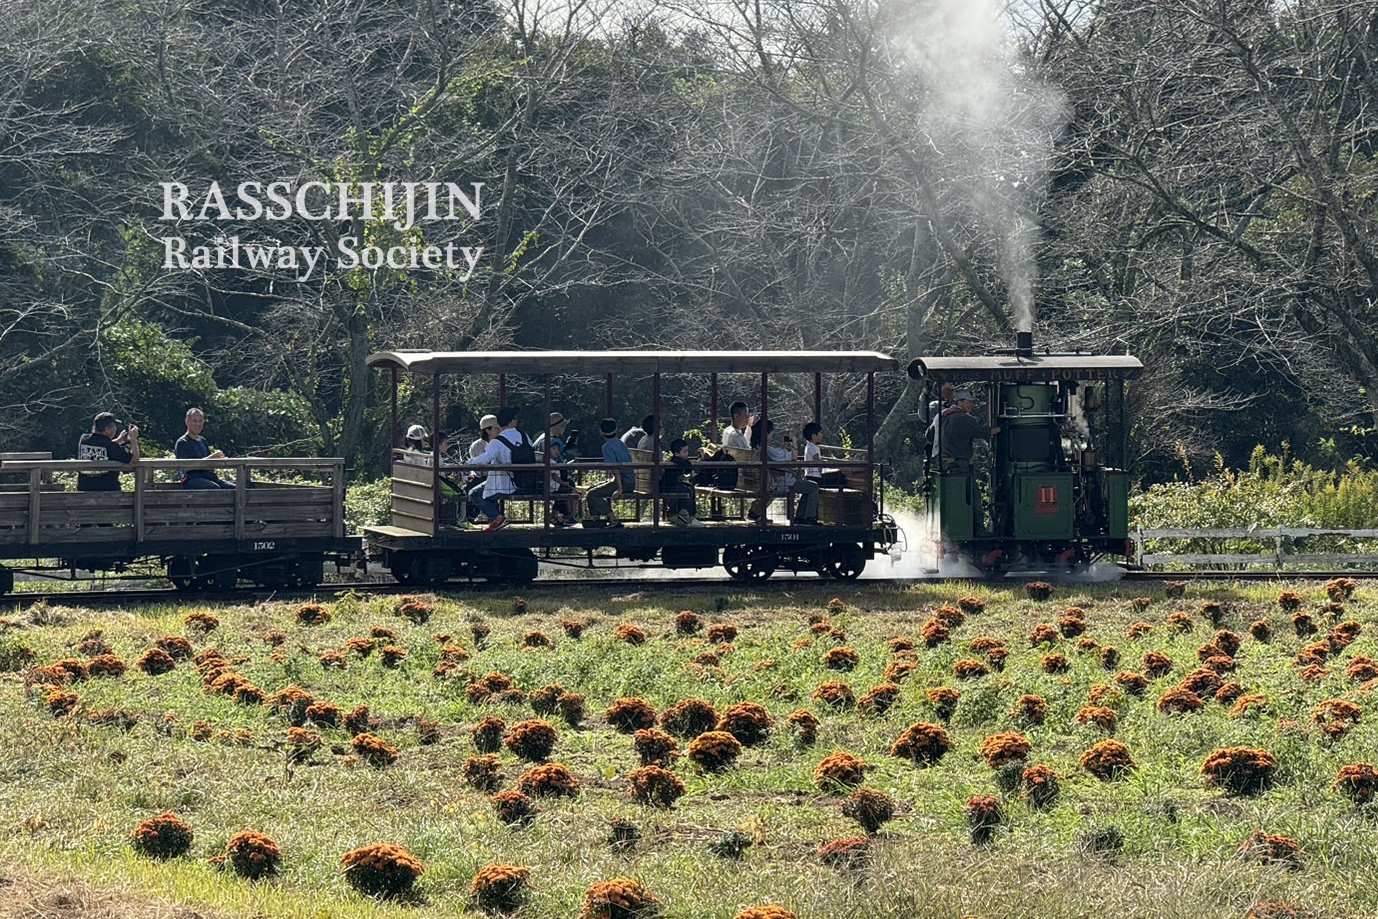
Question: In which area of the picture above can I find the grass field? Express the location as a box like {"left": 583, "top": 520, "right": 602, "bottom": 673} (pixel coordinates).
{"left": 0, "top": 580, "right": 1373, "bottom": 919}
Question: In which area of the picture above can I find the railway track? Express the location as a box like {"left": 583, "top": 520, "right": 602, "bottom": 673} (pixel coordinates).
{"left": 6, "top": 567, "right": 1378, "bottom": 607}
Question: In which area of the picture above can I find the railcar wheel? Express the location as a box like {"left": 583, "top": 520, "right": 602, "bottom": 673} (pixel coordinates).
{"left": 822, "top": 544, "right": 868, "bottom": 580}
{"left": 389, "top": 553, "right": 420, "bottom": 585}
{"left": 168, "top": 556, "right": 198, "bottom": 591}
{"left": 723, "top": 545, "right": 776, "bottom": 582}
{"left": 0, "top": 566, "right": 12, "bottom": 596}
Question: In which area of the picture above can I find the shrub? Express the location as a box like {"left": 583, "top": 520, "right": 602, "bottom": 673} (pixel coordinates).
{"left": 344, "top": 705, "right": 372, "bottom": 736}
{"left": 1058, "top": 616, "right": 1085, "bottom": 639}
{"left": 1332, "top": 762, "right": 1378, "bottom": 803}
{"left": 673, "top": 611, "right": 702, "bottom": 635}
{"left": 927, "top": 686, "right": 961, "bottom": 721}
{"left": 1313, "top": 699, "right": 1362, "bottom": 738}
{"left": 1181, "top": 667, "right": 1224, "bottom": 695}
{"left": 131, "top": 813, "right": 194, "bottom": 860}
{"left": 1007, "top": 693, "right": 1046, "bottom": 727}
{"left": 1202, "top": 746, "right": 1277, "bottom": 795}
{"left": 1230, "top": 693, "right": 1269, "bottom": 719}
{"left": 1100, "top": 646, "right": 1121, "bottom": 670}
{"left": 978, "top": 732, "right": 1032, "bottom": 768}
{"left": 578, "top": 878, "right": 662, "bottom": 919}
{"left": 732, "top": 908, "right": 797, "bottom": 919}
{"left": 286, "top": 727, "right": 323, "bottom": 764}
{"left": 786, "top": 710, "right": 819, "bottom": 745}
{"left": 686, "top": 731, "right": 742, "bottom": 772}
{"left": 295, "top": 603, "right": 330, "bottom": 625}
{"left": 471, "top": 863, "right": 531, "bottom": 913}
{"left": 154, "top": 635, "right": 194, "bottom": 660}
{"left": 958, "top": 596, "right": 985, "bottom": 614}
{"left": 615, "top": 624, "right": 647, "bottom": 645}
{"left": 627, "top": 765, "right": 684, "bottom": 808}
{"left": 463, "top": 755, "right": 504, "bottom": 792}
{"left": 1326, "top": 577, "right": 1357, "bottom": 601}
{"left": 88, "top": 708, "right": 138, "bottom": 731}
{"left": 1080, "top": 740, "right": 1136, "bottom": 781}
{"left": 1041, "top": 653, "right": 1070, "bottom": 674}
{"left": 1076, "top": 706, "right": 1118, "bottom": 733}
{"left": 184, "top": 611, "right": 219, "bottom": 632}
{"left": 660, "top": 699, "right": 719, "bottom": 738}
{"left": 394, "top": 595, "right": 434, "bottom": 624}
{"left": 352, "top": 733, "right": 399, "bottom": 767}
{"left": 345, "top": 637, "right": 375, "bottom": 657}
{"left": 1156, "top": 688, "right": 1204, "bottom": 714}
{"left": 632, "top": 729, "right": 679, "bottom": 766}
{"left": 492, "top": 790, "right": 537, "bottom": 826}
{"left": 608, "top": 816, "right": 642, "bottom": 852}
{"left": 813, "top": 749, "right": 870, "bottom": 791}
{"left": 529, "top": 684, "right": 566, "bottom": 715}
{"left": 964, "top": 795, "right": 1005, "bottom": 845}
{"left": 1214, "top": 682, "right": 1244, "bottom": 704}
{"left": 812, "top": 681, "right": 856, "bottom": 710}
{"left": 505, "top": 719, "right": 558, "bottom": 762}
{"left": 522, "top": 631, "right": 552, "bottom": 650}
{"left": 1293, "top": 612, "right": 1316, "bottom": 637}
{"left": 560, "top": 619, "right": 585, "bottom": 639}
{"left": 370, "top": 626, "right": 397, "bottom": 641}
{"left": 823, "top": 646, "right": 859, "bottom": 671}
{"left": 1028, "top": 623, "right": 1059, "bottom": 647}
{"left": 137, "top": 648, "right": 177, "bottom": 676}
{"left": 1142, "top": 651, "right": 1173, "bottom": 678}
{"left": 890, "top": 722, "right": 951, "bottom": 765}
{"left": 1165, "top": 611, "right": 1193, "bottom": 632}
{"left": 858, "top": 683, "right": 901, "bottom": 715}
{"left": 1127, "top": 621, "right": 1152, "bottom": 640}
{"left": 340, "top": 843, "right": 424, "bottom": 899}
{"left": 817, "top": 836, "right": 870, "bottom": 869}
{"left": 605, "top": 698, "right": 657, "bottom": 733}
{"left": 1020, "top": 764, "right": 1061, "bottom": 809}
{"left": 1238, "top": 830, "right": 1305, "bottom": 870}
{"left": 919, "top": 618, "right": 950, "bottom": 647}
{"left": 883, "top": 660, "right": 917, "bottom": 683}
{"left": 717, "top": 702, "right": 771, "bottom": 746}
{"left": 838, "top": 787, "right": 896, "bottom": 835}
{"left": 87, "top": 654, "right": 126, "bottom": 678}
{"left": 707, "top": 623, "right": 738, "bottom": 644}
{"left": 471, "top": 622, "right": 492, "bottom": 648}
{"left": 224, "top": 830, "right": 281, "bottom": 880}
{"left": 556, "top": 692, "right": 586, "bottom": 727}
{"left": 952, "top": 659, "right": 990, "bottom": 680}
{"left": 517, "top": 763, "right": 580, "bottom": 798}
{"left": 472, "top": 717, "right": 507, "bottom": 753}
{"left": 1025, "top": 581, "right": 1054, "bottom": 600}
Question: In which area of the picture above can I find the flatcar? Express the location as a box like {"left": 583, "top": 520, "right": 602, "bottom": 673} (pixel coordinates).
{"left": 363, "top": 350, "right": 901, "bottom": 583}
{"left": 908, "top": 332, "right": 1143, "bottom": 571}
{"left": 0, "top": 456, "right": 357, "bottom": 594}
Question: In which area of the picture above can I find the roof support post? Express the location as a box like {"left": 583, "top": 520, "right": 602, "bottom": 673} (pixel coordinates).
{"left": 652, "top": 372, "right": 661, "bottom": 527}
{"left": 866, "top": 372, "right": 875, "bottom": 507}
{"left": 432, "top": 373, "right": 442, "bottom": 535}
{"left": 710, "top": 373, "right": 719, "bottom": 443}
{"left": 543, "top": 375, "right": 552, "bottom": 532}
{"left": 758, "top": 371, "right": 769, "bottom": 524}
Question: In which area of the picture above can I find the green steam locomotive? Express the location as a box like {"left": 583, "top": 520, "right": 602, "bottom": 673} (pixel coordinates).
{"left": 908, "top": 333, "right": 1143, "bottom": 571}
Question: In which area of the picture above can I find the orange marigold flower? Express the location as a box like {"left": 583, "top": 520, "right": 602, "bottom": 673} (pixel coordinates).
{"left": 890, "top": 721, "right": 951, "bottom": 765}
{"left": 813, "top": 749, "right": 870, "bottom": 791}
{"left": 812, "top": 680, "right": 856, "bottom": 710}
{"left": 1333, "top": 762, "right": 1378, "bottom": 803}
{"left": 659, "top": 699, "right": 719, "bottom": 739}
{"left": 978, "top": 732, "right": 1032, "bottom": 768}
{"left": 686, "top": 731, "right": 742, "bottom": 772}
{"left": 131, "top": 812, "right": 194, "bottom": 860}
{"left": 817, "top": 836, "right": 869, "bottom": 869}
{"left": 578, "top": 877, "right": 662, "bottom": 919}
{"left": 1201, "top": 746, "right": 1277, "bottom": 795}
{"left": 1028, "top": 623, "right": 1059, "bottom": 647}
{"left": 927, "top": 686, "right": 961, "bottom": 721}
{"left": 1009, "top": 693, "right": 1046, "bottom": 726}
{"left": 470, "top": 863, "right": 531, "bottom": 913}
{"left": 224, "top": 830, "right": 281, "bottom": 880}
{"left": 952, "top": 658, "right": 990, "bottom": 680}
{"left": 504, "top": 719, "right": 558, "bottom": 762}
{"left": 492, "top": 789, "right": 537, "bottom": 826}
{"left": 1080, "top": 739, "right": 1136, "bottom": 781}
{"left": 351, "top": 732, "right": 399, "bottom": 767}
{"left": 1237, "top": 830, "right": 1304, "bottom": 871}
{"left": 858, "top": 683, "right": 901, "bottom": 715}
{"left": 627, "top": 765, "right": 685, "bottom": 808}
{"left": 516, "top": 763, "right": 581, "bottom": 799}
{"left": 1076, "top": 705, "right": 1117, "bottom": 732}
{"left": 823, "top": 646, "right": 859, "bottom": 671}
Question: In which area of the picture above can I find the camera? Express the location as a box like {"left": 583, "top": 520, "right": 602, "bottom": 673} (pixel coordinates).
{"left": 564, "top": 429, "right": 580, "bottom": 449}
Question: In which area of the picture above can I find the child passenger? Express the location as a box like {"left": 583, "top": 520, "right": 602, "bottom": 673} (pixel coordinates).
{"left": 660, "top": 438, "right": 703, "bottom": 527}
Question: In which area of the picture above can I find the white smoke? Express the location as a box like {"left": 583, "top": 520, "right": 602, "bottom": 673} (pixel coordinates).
{"left": 900, "top": 0, "right": 1069, "bottom": 332}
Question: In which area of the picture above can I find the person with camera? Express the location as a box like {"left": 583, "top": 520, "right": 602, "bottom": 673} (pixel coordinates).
{"left": 76, "top": 412, "right": 140, "bottom": 492}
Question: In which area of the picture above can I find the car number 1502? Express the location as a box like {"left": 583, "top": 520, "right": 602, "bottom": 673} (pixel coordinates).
{"left": 253, "top": 541, "right": 277, "bottom": 551}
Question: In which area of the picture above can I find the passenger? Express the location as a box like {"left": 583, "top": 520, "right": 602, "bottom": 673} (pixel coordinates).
{"left": 469, "top": 414, "right": 499, "bottom": 460}
{"left": 747, "top": 418, "right": 819, "bottom": 524}
{"left": 722, "top": 402, "right": 751, "bottom": 449}
{"left": 660, "top": 438, "right": 702, "bottom": 526}
{"left": 533, "top": 413, "right": 578, "bottom": 526}
{"left": 76, "top": 412, "right": 139, "bottom": 492}
{"left": 635, "top": 415, "right": 663, "bottom": 452}
{"left": 176, "top": 407, "right": 234, "bottom": 489}
{"left": 466, "top": 407, "right": 526, "bottom": 531}
{"left": 584, "top": 417, "right": 634, "bottom": 528}
{"left": 940, "top": 389, "right": 1000, "bottom": 475}
{"left": 802, "top": 422, "right": 848, "bottom": 489}
{"left": 402, "top": 424, "right": 453, "bottom": 465}
{"left": 621, "top": 414, "right": 655, "bottom": 449}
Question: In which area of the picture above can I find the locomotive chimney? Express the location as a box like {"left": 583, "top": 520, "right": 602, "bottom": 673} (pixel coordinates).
{"left": 1016, "top": 330, "right": 1033, "bottom": 358}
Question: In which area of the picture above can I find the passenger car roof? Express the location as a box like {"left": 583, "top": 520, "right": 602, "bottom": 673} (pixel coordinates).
{"left": 368, "top": 350, "right": 900, "bottom": 375}
{"left": 908, "top": 354, "right": 1144, "bottom": 382}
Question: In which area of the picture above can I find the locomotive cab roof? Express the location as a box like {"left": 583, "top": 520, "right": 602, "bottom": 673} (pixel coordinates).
{"left": 368, "top": 350, "right": 899, "bottom": 375}
{"left": 907, "top": 353, "right": 1143, "bottom": 383}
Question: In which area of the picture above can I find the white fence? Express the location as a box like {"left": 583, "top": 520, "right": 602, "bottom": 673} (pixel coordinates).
{"left": 1133, "top": 527, "right": 1378, "bottom": 569}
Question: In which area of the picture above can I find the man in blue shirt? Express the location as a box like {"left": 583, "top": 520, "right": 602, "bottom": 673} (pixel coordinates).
{"left": 583, "top": 417, "right": 635, "bottom": 527}
{"left": 175, "top": 407, "right": 235, "bottom": 489}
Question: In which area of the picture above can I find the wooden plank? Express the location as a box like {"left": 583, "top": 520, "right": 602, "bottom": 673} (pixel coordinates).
{"left": 1140, "top": 554, "right": 1275, "bottom": 565}
{"left": 332, "top": 460, "right": 345, "bottom": 539}
{"left": 244, "top": 488, "right": 332, "bottom": 505}
{"left": 392, "top": 462, "right": 436, "bottom": 486}
{"left": 35, "top": 527, "right": 136, "bottom": 544}
{"left": 141, "top": 524, "right": 237, "bottom": 541}
{"left": 29, "top": 493, "right": 136, "bottom": 509}
{"left": 144, "top": 491, "right": 237, "bottom": 507}
{"left": 392, "top": 479, "right": 438, "bottom": 503}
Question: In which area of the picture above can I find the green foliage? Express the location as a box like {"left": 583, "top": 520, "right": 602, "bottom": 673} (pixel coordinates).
{"left": 1131, "top": 445, "right": 1378, "bottom": 557}
{"left": 345, "top": 478, "right": 393, "bottom": 531}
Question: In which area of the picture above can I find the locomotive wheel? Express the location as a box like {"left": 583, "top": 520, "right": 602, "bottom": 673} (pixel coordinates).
{"left": 822, "top": 544, "right": 868, "bottom": 580}
{"left": 168, "top": 556, "right": 199, "bottom": 591}
{"left": 723, "top": 545, "right": 776, "bottom": 582}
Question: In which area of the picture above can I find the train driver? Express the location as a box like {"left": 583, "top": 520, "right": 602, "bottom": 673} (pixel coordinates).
{"left": 939, "top": 389, "right": 1000, "bottom": 475}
